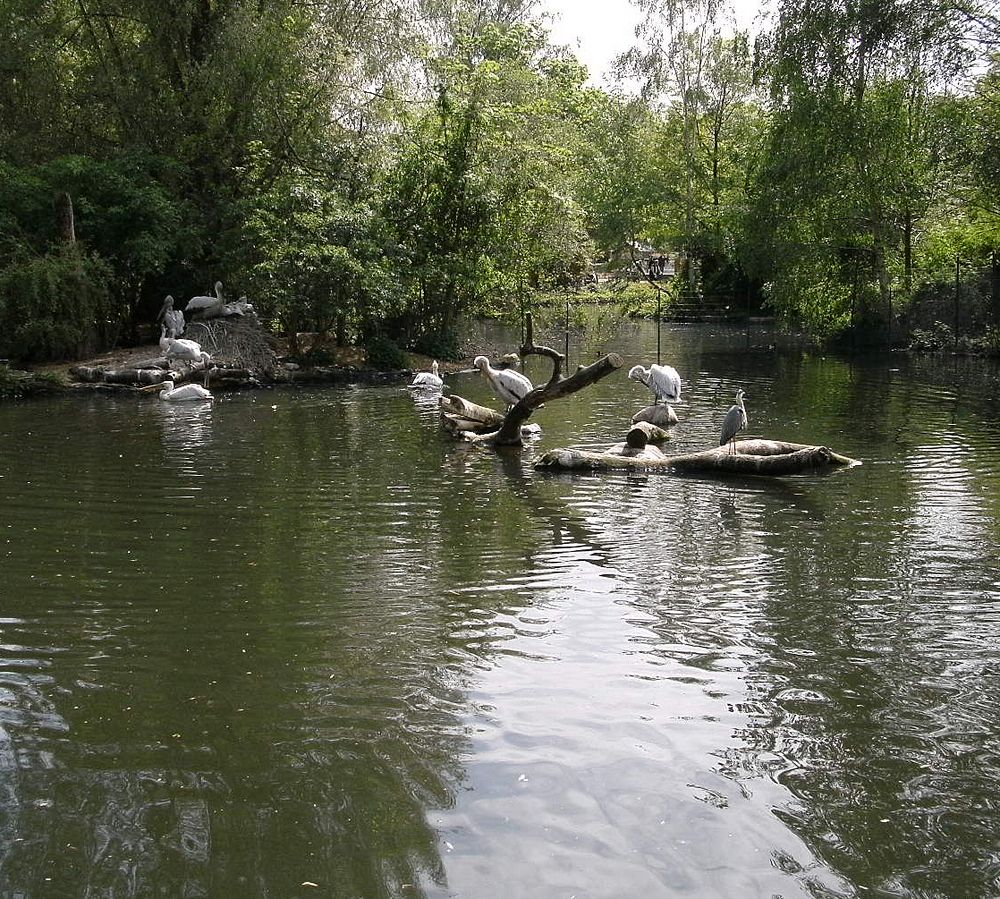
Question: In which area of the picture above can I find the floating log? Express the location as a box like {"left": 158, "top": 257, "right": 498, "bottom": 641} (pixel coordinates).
{"left": 632, "top": 404, "right": 678, "bottom": 427}
{"left": 536, "top": 438, "right": 860, "bottom": 474}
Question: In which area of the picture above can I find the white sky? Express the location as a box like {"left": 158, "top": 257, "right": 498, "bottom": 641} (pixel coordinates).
{"left": 538, "top": 0, "right": 771, "bottom": 85}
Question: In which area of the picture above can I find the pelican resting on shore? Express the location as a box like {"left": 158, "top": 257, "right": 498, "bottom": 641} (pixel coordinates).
{"left": 139, "top": 379, "right": 213, "bottom": 402}
{"left": 159, "top": 326, "right": 211, "bottom": 368}
{"left": 628, "top": 363, "right": 681, "bottom": 405}
{"left": 474, "top": 355, "right": 532, "bottom": 408}
{"left": 156, "top": 295, "right": 186, "bottom": 339}
{"left": 720, "top": 388, "right": 748, "bottom": 453}
{"left": 185, "top": 281, "right": 225, "bottom": 318}
{"left": 411, "top": 360, "right": 443, "bottom": 389}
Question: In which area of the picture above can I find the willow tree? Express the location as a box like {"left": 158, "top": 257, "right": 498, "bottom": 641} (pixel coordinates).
{"left": 747, "top": 0, "right": 974, "bottom": 340}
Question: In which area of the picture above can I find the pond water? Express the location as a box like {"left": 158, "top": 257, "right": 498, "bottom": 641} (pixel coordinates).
{"left": 1, "top": 322, "right": 999, "bottom": 899}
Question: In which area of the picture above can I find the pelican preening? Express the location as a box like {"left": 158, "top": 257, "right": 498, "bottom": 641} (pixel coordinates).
{"left": 159, "top": 326, "right": 211, "bottom": 368}
{"left": 411, "top": 360, "right": 443, "bottom": 390}
{"left": 139, "top": 379, "right": 214, "bottom": 402}
{"left": 719, "top": 388, "right": 748, "bottom": 453}
{"left": 628, "top": 363, "right": 682, "bottom": 405}
{"left": 157, "top": 295, "right": 186, "bottom": 339}
{"left": 473, "top": 355, "right": 533, "bottom": 408}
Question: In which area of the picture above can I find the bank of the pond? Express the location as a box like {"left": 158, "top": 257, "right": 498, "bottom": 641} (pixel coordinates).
{"left": 0, "top": 364, "right": 64, "bottom": 399}
{"left": 2, "top": 340, "right": 473, "bottom": 402}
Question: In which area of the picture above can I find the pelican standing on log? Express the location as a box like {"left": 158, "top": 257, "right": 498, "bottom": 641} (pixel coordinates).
{"left": 411, "top": 360, "right": 443, "bottom": 389}
{"left": 720, "top": 388, "right": 748, "bottom": 454}
{"left": 139, "top": 379, "right": 213, "bottom": 402}
{"left": 159, "top": 326, "right": 211, "bottom": 368}
{"left": 473, "top": 355, "right": 532, "bottom": 408}
{"left": 628, "top": 363, "right": 681, "bottom": 405}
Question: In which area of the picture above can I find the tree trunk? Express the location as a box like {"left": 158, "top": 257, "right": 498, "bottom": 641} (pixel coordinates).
{"left": 56, "top": 192, "right": 75, "bottom": 243}
{"left": 450, "top": 317, "right": 624, "bottom": 447}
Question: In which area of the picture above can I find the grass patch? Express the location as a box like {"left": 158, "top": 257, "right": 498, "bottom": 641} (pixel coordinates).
{"left": 0, "top": 364, "right": 65, "bottom": 400}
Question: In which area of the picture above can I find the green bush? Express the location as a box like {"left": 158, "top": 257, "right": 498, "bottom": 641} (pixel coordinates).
{"left": 0, "top": 245, "right": 116, "bottom": 362}
{"left": 908, "top": 320, "right": 953, "bottom": 351}
{"left": 412, "top": 329, "right": 461, "bottom": 362}
{"left": 363, "top": 334, "right": 407, "bottom": 370}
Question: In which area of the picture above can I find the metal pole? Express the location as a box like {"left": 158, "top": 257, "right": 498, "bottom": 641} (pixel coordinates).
{"left": 745, "top": 286, "right": 751, "bottom": 351}
{"left": 656, "top": 289, "right": 661, "bottom": 365}
{"left": 954, "top": 254, "right": 960, "bottom": 351}
{"left": 564, "top": 298, "right": 570, "bottom": 363}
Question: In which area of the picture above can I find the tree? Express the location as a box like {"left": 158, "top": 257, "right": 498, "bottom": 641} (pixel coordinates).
{"left": 747, "top": 0, "right": 974, "bottom": 339}
{"left": 384, "top": 19, "right": 593, "bottom": 354}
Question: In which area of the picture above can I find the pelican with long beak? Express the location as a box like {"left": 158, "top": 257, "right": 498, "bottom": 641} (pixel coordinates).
{"left": 139, "top": 379, "right": 213, "bottom": 402}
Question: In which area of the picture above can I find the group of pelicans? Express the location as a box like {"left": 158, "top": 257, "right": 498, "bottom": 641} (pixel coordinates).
{"left": 141, "top": 283, "right": 255, "bottom": 402}
{"left": 147, "top": 323, "right": 750, "bottom": 451}
{"left": 412, "top": 357, "right": 749, "bottom": 452}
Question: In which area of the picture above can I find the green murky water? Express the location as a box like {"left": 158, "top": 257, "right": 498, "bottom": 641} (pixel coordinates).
{"left": 1, "top": 323, "right": 999, "bottom": 898}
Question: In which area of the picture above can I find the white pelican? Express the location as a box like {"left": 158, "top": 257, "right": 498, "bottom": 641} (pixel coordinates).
{"left": 185, "top": 281, "right": 225, "bottom": 318}
{"left": 411, "top": 360, "right": 443, "bottom": 389}
{"left": 628, "top": 363, "right": 681, "bottom": 404}
{"left": 719, "top": 388, "right": 747, "bottom": 453}
{"left": 474, "top": 355, "right": 532, "bottom": 407}
{"left": 157, "top": 295, "right": 186, "bottom": 338}
{"left": 159, "top": 326, "right": 211, "bottom": 368}
{"left": 139, "top": 379, "right": 214, "bottom": 402}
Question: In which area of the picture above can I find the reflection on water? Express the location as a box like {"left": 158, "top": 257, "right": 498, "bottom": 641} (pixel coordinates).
{"left": 1, "top": 325, "right": 999, "bottom": 898}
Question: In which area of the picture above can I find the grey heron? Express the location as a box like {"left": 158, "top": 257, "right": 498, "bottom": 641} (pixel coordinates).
{"left": 719, "top": 388, "right": 747, "bottom": 453}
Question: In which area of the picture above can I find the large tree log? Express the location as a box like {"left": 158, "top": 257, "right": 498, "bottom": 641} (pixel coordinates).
{"left": 71, "top": 366, "right": 169, "bottom": 384}
{"left": 71, "top": 364, "right": 252, "bottom": 386}
{"left": 536, "top": 438, "right": 859, "bottom": 474}
{"left": 439, "top": 394, "right": 505, "bottom": 426}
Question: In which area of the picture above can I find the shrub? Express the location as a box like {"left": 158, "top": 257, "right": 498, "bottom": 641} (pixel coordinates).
{"left": 908, "top": 320, "right": 953, "bottom": 351}
{"left": 412, "top": 329, "right": 461, "bottom": 362}
{"left": 363, "top": 334, "right": 407, "bottom": 370}
{"left": 0, "top": 245, "right": 116, "bottom": 362}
